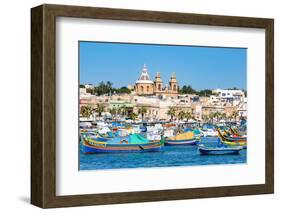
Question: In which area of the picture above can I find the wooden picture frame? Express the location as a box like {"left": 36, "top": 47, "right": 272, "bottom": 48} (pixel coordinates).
{"left": 31, "top": 4, "right": 274, "bottom": 208}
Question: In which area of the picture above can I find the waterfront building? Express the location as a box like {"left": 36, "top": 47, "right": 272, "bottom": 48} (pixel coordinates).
{"left": 212, "top": 89, "right": 245, "bottom": 106}
{"left": 201, "top": 105, "right": 225, "bottom": 117}
{"left": 109, "top": 100, "right": 134, "bottom": 110}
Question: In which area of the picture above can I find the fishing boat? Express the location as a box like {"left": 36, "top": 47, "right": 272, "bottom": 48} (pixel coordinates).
{"left": 184, "top": 128, "right": 201, "bottom": 143}
{"left": 165, "top": 131, "right": 196, "bottom": 145}
{"left": 198, "top": 144, "right": 243, "bottom": 155}
{"left": 229, "top": 126, "right": 247, "bottom": 137}
{"left": 198, "top": 137, "right": 243, "bottom": 155}
{"left": 217, "top": 128, "right": 247, "bottom": 148}
{"left": 218, "top": 128, "right": 247, "bottom": 141}
{"left": 81, "top": 133, "right": 164, "bottom": 153}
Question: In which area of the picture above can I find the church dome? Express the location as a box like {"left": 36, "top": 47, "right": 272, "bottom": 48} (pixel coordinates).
{"left": 136, "top": 64, "right": 154, "bottom": 84}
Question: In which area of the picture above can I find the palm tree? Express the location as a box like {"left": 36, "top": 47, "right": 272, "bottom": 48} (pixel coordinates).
{"left": 80, "top": 105, "right": 93, "bottom": 118}
{"left": 178, "top": 111, "right": 186, "bottom": 121}
{"left": 138, "top": 106, "right": 147, "bottom": 121}
{"left": 231, "top": 111, "right": 239, "bottom": 122}
{"left": 96, "top": 103, "right": 105, "bottom": 117}
{"left": 167, "top": 107, "right": 176, "bottom": 121}
{"left": 213, "top": 111, "right": 222, "bottom": 123}
{"left": 120, "top": 105, "right": 129, "bottom": 117}
{"left": 209, "top": 113, "right": 215, "bottom": 124}
{"left": 129, "top": 112, "right": 138, "bottom": 121}
{"left": 116, "top": 107, "right": 122, "bottom": 116}
{"left": 185, "top": 111, "right": 193, "bottom": 122}
{"left": 109, "top": 107, "right": 117, "bottom": 119}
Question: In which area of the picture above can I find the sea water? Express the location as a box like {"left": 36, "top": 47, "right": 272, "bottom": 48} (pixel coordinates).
{"left": 79, "top": 137, "right": 247, "bottom": 170}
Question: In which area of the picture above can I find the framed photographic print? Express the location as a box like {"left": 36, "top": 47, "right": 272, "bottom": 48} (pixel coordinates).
{"left": 31, "top": 4, "right": 274, "bottom": 208}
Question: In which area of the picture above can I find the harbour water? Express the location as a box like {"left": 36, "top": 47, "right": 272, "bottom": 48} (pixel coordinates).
{"left": 79, "top": 137, "right": 247, "bottom": 170}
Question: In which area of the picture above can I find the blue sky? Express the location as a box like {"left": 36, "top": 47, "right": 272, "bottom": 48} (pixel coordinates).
{"left": 79, "top": 41, "right": 246, "bottom": 90}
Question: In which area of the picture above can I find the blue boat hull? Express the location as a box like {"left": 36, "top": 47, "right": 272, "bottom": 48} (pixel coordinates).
{"left": 198, "top": 147, "right": 242, "bottom": 155}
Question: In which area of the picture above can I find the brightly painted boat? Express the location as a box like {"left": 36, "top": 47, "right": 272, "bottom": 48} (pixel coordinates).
{"left": 198, "top": 144, "right": 243, "bottom": 155}
{"left": 81, "top": 133, "right": 164, "bottom": 153}
{"left": 184, "top": 128, "right": 201, "bottom": 143}
{"left": 193, "top": 128, "right": 202, "bottom": 143}
{"left": 229, "top": 126, "right": 247, "bottom": 137}
{"left": 218, "top": 128, "right": 247, "bottom": 142}
{"left": 217, "top": 129, "right": 247, "bottom": 148}
{"left": 165, "top": 131, "right": 196, "bottom": 145}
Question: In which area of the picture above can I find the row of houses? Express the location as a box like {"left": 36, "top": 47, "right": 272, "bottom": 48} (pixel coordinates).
{"left": 80, "top": 88, "right": 247, "bottom": 122}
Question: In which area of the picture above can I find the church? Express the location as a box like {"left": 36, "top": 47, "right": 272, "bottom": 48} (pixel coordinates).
{"left": 134, "top": 64, "right": 179, "bottom": 97}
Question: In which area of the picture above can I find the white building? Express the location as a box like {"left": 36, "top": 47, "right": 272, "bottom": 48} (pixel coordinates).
{"left": 212, "top": 89, "right": 245, "bottom": 105}
{"left": 85, "top": 84, "right": 94, "bottom": 89}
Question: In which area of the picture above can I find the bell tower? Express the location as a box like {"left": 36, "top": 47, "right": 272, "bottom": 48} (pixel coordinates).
{"left": 169, "top": 72, "right": 178, "bottom": 96}
{"left": 154, "top": 72, "right": 163, "bottom": 95}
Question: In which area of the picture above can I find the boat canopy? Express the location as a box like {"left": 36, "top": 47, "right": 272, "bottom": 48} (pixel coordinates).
{"left": 129, "top": 134, "right": 150, "bottom": 144}
{"left": 103, "top": 134, "right": 150, "bottom": 144}
{"left": 193, "top": 129, "right": 201, "bottom": 135}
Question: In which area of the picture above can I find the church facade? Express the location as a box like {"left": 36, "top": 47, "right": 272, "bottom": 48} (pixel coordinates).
{"left": 135, "top": 64, "right": 179, "bottom": 97}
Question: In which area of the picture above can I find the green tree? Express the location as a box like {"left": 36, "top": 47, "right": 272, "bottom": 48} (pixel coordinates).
{"left": 185, "top": 111, "right": 193, "bottom": 121}
{"left": 167, "top": 107, "right": 176, "bottom": 121}
{"left": 231, "top": 111, "right": 239, "bottom": 121}
{"left": 209, "top": 113, "right": 215, "bottom": 124}
{"left": 178, "top": 111, "right": 186, "bottom": 120}
{"left": 129, "top": 112, "right": 138, "bottom": 120}
{"left": 117, "top": 107, "right": 122, "bottom": 116}
{"left": 86, "top": 88, "right": 94, "bottom": 94}
{"left": 79, "top": 84, "right": 85, "bottom": 88}
{"left": 213, "top": 111, "right": 222, "bottom": 122}
{"left": 96, "top": 103, "right": 105, "bottom": 117}
{"left": 94, "top": 81, "right": 114, "bottom": 96}
{"left": 180, "top": 85, "right": 197, "bottom": 94}
{"left": 109, "top": 107, "right": 117, "bottom": 119}
{"left": 80, "top": 105, "right": 93, "bottom": 118}
{"left": 138, "top": 106, "right": 147, "bottom": 121}
{"left": 197, "top": 89, "right": 213, "bottom": 97}
{"left": 120, "top": 105, "right": 130, "bottom": 117}
{"left": 115, "top": 87, "right": 131, "bottom": 94}
{"left": 221, "top": 113, "right": 227, "bottom": 121}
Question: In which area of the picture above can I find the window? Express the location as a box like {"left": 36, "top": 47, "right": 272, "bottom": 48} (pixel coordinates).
{"left": 158, "top": 84, "right": 161, "bottom": 91}
{"left": 141, "top": 86, "right": 144, "bottom": 92}
{"left": 147, "top": 86, "right": 150, "bottom": 92}
{"left": 173, "top": 85, "right": 177, "bottom": 91}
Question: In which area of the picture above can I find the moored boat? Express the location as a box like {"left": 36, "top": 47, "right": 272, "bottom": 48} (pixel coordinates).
{"left": 217, "top": 128, "right": 247, "bottom": 148}
{"left": 218, "top": 128, "right": 247, "bottom": 141}
{"left": 198, "top": 144, "right": 243, "bottom": 155}
{"left": 81, "top": 133, "right": 164, "bottom": 153}
{"left": 165, "top": 131, "right": 196, "bottom": 145}
{"left": 229, "top": 126, "right": 247, "bottom": 137}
